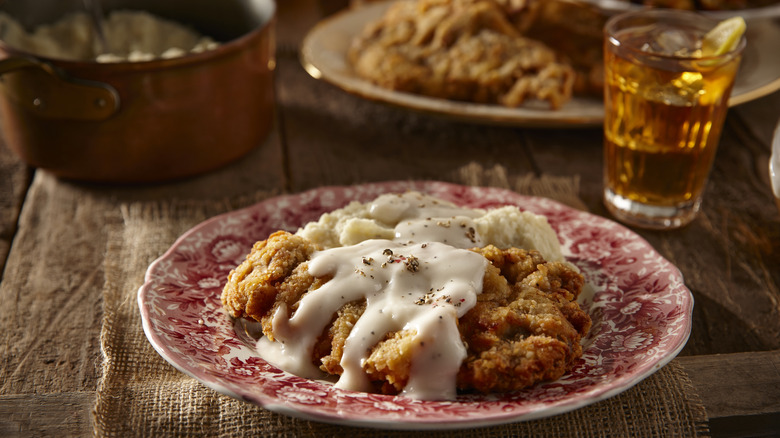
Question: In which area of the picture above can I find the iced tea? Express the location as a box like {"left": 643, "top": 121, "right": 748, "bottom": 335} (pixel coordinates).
{"left": 603, "top": 11, "right": 745, "bottom": 229}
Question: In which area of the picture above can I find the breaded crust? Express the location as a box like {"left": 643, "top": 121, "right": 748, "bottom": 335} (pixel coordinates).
{"left": 348, "top": 0, "right": 574, "bottom": 109}
{"left": 221, "top": 230, "right": 591, "bottom": 395}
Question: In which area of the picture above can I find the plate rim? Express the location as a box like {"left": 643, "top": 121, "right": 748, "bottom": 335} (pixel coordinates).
{"left": 138, "top": 181, "right": 694, "bottom": 430}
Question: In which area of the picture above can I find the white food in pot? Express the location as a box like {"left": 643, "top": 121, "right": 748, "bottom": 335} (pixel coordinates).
{"left": 0, "top": 10, "right": 218, "bottom": 62}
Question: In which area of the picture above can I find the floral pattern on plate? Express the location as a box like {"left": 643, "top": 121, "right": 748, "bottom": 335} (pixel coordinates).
{"left": 138, "top": 181, "right": 693, "bottom": 429}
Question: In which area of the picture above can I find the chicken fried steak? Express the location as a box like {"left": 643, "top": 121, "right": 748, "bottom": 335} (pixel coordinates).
{"left": 348, "top": 0, "right": 575, "bottom": 109}
{"left": 222, "top": 230, "right": 591, "bottom": 398}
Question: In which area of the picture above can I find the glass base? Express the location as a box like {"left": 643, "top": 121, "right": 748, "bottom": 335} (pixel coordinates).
{"left": 604, "top": 188, "right": 700, "bottom": 230}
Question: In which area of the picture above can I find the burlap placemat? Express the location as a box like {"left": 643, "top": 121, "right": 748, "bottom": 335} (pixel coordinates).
{"left": 93, "top": 169, "right": 710, "bottom": 437}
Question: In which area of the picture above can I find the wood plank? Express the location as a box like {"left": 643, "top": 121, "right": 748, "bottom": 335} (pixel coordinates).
{"left": 521, "top": 127, "right": 605, "bottom": 212}
{"left": 730, "top": 91, "right": 780, "bottom": 149}
{"left": 276, "top": 54, "right": 537, "bottom": 191}
{"left": 0, "top": 137, "right": 31, "bottom": 275}
{"left": 709, "top": 413, "right": 780, "bottom": 438}
{"left": 0, "top": 391, "right": 94, "bottom": 437}
{"left": 680, "top": 350, "right": 780, "bottom": 437}
{"left": 679, "top": 350, "right": 780, "bottom": 419}
{"left": 81, "top": 130, "right": 287, "bottom": 203}
{"left": 0, "top": 173, "right": 107, "bottom": 395}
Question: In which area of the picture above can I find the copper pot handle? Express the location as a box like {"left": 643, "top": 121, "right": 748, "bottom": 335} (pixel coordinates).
{"left": 0, "top": 56, "right": 119, "bottom": 120}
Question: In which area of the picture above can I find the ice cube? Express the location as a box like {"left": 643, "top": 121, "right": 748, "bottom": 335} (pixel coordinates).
{"left": 643, "top": 27, "right": 702, "bottom": 57}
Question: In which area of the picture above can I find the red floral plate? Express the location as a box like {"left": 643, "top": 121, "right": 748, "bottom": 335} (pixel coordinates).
{"left": 138, "top": 181, "right": 693, "bottom": 430}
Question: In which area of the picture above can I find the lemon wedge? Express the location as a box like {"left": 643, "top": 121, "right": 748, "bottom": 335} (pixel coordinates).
{"left": 701, "top": 16, "right": 746, "bottom": 57}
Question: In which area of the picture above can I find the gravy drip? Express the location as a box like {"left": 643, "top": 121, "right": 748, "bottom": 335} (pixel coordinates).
{"left": 262, "top": 239, "right": 487, "bottom": 400}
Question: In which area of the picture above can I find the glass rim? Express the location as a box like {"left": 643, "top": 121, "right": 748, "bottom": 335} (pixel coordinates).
{"left": 604, "top": 8, "right": 747, "bottom": 62}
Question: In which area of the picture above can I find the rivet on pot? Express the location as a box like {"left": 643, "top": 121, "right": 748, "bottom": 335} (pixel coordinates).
{"left": 95, "top": 97, "right": 107, "bottom": 108}
{"left": 32, "top": 97, "right": 46, "bottom": 110}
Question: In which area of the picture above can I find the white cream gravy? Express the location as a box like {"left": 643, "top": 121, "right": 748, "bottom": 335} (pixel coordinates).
{"left": 258, "top": 193, "right": 492, "bottom": 399}
{"left": 371, "top": 192, "right": 485, "bottom": 249}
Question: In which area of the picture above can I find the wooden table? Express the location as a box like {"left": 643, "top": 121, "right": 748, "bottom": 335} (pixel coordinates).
{"left": 1, "top": 2, "right": 779, "bottom": 436}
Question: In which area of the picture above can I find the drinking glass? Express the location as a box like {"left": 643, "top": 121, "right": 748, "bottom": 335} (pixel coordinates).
{"left": 602, "top": 10, "right": 745, "bottom": 229}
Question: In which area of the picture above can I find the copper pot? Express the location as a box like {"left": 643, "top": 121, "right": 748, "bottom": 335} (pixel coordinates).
{"left": 0, "top": 0, "right": 276, "bottom": 182}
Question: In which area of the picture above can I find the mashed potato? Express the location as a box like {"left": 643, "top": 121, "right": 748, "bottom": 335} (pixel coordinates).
{"left": 295, "top": 191, "right": 565, "bottom": 263}
{"left": 0, "top": 10, "right": 218, "bottom": 62}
